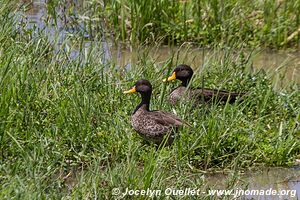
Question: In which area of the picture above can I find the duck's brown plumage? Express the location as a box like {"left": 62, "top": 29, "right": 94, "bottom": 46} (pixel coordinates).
{"left": 165, "top": 64, "right": 248, "bottom": 105}
{"left": 124, "top": 79, "right": 184, "bottom": 145}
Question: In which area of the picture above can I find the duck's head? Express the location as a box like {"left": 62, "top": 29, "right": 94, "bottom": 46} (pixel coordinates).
{"left": 163, "top": 64, "right": 193, "bottom": 86}
{"left": 124, "top": 79, "right": 152, "bottom": 111}
{"left": 124, "top": 79, "right": 152, "bottom": 95}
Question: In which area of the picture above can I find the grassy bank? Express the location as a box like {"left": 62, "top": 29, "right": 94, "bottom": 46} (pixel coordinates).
{"left": 0, "top": 1, "right": 300, "bottom": 199}
{"left": 44, "top": 0, "right": 300, "bottom": 48}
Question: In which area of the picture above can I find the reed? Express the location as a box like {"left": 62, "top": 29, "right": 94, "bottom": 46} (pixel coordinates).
{"left": 71, "top": 0, "right": 300, "bottom": 48}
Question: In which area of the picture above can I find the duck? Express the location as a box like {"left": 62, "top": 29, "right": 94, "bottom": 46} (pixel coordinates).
{"left": 124, "top": 79, "right": 185, "bottom": 145}
{"left": 163, "top": 64, "right": 247, "bottom": 105}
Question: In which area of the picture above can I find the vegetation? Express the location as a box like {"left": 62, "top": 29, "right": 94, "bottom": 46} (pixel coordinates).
{"left": 0, "top": 0, "right": 299, "bottom": 199}
{"left": 46, "top": 0, "right": 300, "bottom": 48}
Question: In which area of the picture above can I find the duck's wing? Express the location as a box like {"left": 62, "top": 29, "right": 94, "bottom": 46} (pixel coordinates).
{"left": 150, "top": 110, "right": 184, "bottom": 127}
{"left": 192, "top": 88, "right": 248, "bottom": 103}
{"left": 193, "top": 88, "right": 247, "bottom": 96}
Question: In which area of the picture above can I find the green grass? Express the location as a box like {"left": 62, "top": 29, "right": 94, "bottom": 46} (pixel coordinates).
{"left": 71, "top": 0, "right": 300, "bottom": 48}
{"left": 0, "top": 1, "right": 299, "bottom": 199}
{"left": 18, "top": 0, "right": 300, "bottom": 48}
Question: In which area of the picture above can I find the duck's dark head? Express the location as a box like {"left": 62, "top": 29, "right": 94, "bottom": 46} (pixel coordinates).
{"left": 124, "top": 79, "right": 152, "bottom": 111}
{"left": 164, "top": 64, "right": 194, "bottom": 86}
{"left": 124, "top": 79, "right": 152, "bottom": 95}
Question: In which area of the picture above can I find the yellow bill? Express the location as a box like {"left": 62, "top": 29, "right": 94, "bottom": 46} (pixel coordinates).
{"left": 163, "top": 72, "right": 177, "bottom": 82}
{"left": 123, "top": 86, "right": 136, "bottom": 94}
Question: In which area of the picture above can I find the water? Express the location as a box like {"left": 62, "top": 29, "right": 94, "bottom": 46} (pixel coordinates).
{"left": 19, "top": 1, "right": 300, "bottom": 199}
{"left": 205, "top": 167, "right": 300, "bottom": 199}
{"left": 109, "top": 46, "right": 300, "bottom": 85}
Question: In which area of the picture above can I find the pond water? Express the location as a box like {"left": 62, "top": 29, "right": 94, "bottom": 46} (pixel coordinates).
{"left": 19, "top": 1, "right": 300, "bottom": 199}
{"left": 205, "top": 167, "right": 300, "bottom": 199}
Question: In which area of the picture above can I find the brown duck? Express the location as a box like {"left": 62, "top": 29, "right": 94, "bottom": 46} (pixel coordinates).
{"left": 164, "top": 64, "right": 247, "bottom": 105}
{"left": 124, "top": 79, "right": 185, "bottom": 145}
